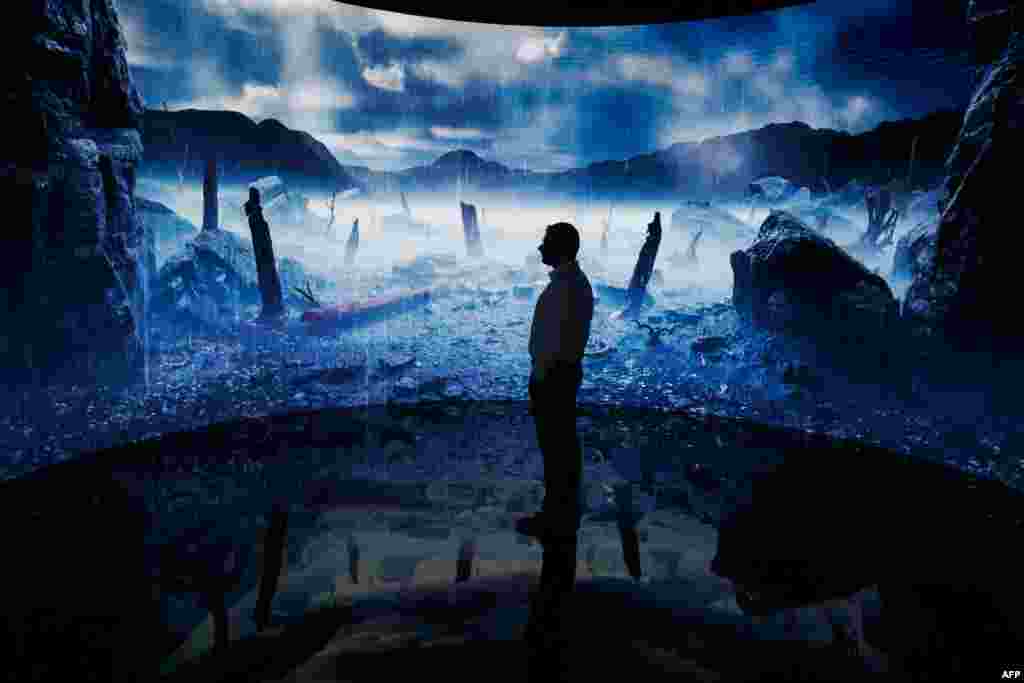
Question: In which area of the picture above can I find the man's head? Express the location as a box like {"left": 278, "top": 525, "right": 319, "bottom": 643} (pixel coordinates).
{"left": 539, "top": 222, "right": 580, "bottom": 267}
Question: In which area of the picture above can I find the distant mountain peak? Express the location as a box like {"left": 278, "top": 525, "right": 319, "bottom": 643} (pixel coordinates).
{"left": 434, "top": 149, "right": 483, "bottom": 165}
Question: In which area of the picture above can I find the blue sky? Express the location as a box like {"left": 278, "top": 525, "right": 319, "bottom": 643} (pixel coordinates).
{"left": 120, "top": 0, "right": 975, "bottom": 172}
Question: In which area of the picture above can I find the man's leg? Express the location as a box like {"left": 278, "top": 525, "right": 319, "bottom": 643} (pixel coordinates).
{"left": 524, "top": 365, "right": 583, "bottom": 536}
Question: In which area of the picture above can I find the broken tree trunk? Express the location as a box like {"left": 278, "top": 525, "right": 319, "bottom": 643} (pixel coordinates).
{"left": 344, "top": 218, "right": 359, "bottom": 266}
{"left": 400, "top": 190, "right": 411, "bottom": 219}
{"left": 461, "top": 201, "right": 484, "bottom": 259}
{"left": 202, "top": 153, "right": 218, "bottom": 231}
{"left": 326, "top": 189, "right": 338, "bottom": 238}
{"left": 244, "top": 190, "right": 286, "bottom": 320}
{"left": 685, "top": 228, "right": 704, "bottom": 263}
{"left": 254, "top": 502, "right": 289, "bottom": 632}
{"left": 624, "top": 211, "right": 662, "bottom": 315}
{"left": 301, "top": 288, "right": 432, "bottom": 332}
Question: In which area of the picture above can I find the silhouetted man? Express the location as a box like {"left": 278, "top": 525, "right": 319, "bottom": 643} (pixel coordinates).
{"left": 517, "top": 222, "right": 594, "bottom": 541}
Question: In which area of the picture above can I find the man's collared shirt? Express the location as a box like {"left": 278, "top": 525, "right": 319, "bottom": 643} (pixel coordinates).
{"left": 528, "top": 260, "right": 594, "bottom": 380}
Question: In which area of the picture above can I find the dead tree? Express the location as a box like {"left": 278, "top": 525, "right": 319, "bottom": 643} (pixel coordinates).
{"left": 326, "top": 189, "right": 338, "bottom": 238}
{"left": 400, "top": 190, "right": 412, "bottom": 219}
{"left": 344, "top": 218, "right": 359, "bottom": 266}
{"left": 685, "top": 227, "right": 704, "bottom": 263}
{"left": 293, "top": 281, "right": 321, "bottom": 308}
{"left": 624, "top": 211, "right": 662, "bottom": 315}
{"left": 460, "top": 201, "right": 484, "bottom": 259}
{"left": 254, "top": 502, "right": 289, "bottom": 632}
{"left": 860, "top": 186, "right": 899, "bottom": 250}
{"left": 244, "top": 188, "right": 285, "bottom": 320}
{"left": 202, "top": 153, "right": 218, "bottom": 231}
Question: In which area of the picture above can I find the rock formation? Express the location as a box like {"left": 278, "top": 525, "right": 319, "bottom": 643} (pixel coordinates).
{"left": 891, "top": 218, "right": 939, "bottom": 282}
{"left": 904, "top": 6, "right": 1022, "bottom": 355}
{"left": 5, "top": 0, "right": 147, "bottom": 386}
{"left": 730, "top": 211, "right": 899, "bottom": 342}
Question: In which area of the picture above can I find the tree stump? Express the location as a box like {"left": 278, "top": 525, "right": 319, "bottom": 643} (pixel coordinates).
{"left": 625, "top": 211, "right": 662, "bottom": 315}
{"left": 244, "top": 189, "right": 285, "bottom": 320}
{"left": 202, "top": 153, "right": 218, "bottom": 231}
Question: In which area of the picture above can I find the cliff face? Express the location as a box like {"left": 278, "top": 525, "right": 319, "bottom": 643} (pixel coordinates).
{"left": 5, "top": 0, "right": 148, "bottom": 386}
{"left": 904, "top": 2, "right": 1022, "bottom": 354}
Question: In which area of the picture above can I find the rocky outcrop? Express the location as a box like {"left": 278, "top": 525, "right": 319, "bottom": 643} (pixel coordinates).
{"left": 904, "top": 22, "right": 1023, "bottom": 353}
{"left": 137, "top": 197, "right": 197, "bottom": 270}
{"left": 141, "top": 110, "right": 359, "bottom": 193}
{"left": 5, "top": 0, "right": 147, "bottom": 386}
{"left": 730, "top": 211, "right": 899, "bottom": 341}
{"left": 891, "top": 218, "right": 939, "bottom": 282}
{"left": 152, "top": 229, "right": 330, "bottom": 331}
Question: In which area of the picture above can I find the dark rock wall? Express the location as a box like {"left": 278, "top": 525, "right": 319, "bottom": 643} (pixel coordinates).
{"left": 904, "top": 4, "right": 1022, "bottom": 354}
{"left": 6, "top": 0, "right": 146, "bottom": 386}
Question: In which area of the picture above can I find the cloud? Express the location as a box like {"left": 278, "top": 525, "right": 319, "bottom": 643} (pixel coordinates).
{"left": 430, "top": 126, "right": 488, "bottom": 141}
{"left": 515, "top": 31, "right": 567, "bottom": 64}
{"left": 362, "top": 63, "right": 406, "bottom": 92}
{"left": 122, "top": 0, "right": 971, "bottom": 173}
{"left": 356, "top": 28, "right": 462, "bottom": 67}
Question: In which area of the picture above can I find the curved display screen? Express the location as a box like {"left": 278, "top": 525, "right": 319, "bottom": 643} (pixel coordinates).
{"left": 11, "top": 1, "right": 1021, "bottom": 680}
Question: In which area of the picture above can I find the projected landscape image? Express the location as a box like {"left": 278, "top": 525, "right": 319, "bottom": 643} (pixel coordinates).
{"left": 8, "top": 0, "right": 1024, "bottom": 680}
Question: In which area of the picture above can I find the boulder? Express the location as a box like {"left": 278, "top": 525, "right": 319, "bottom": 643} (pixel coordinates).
{"left": 891, "top": 218, "right": 938, "bottom": 282}
{"left": 904, "top": 30, "right": 1024, "bottom": 352}
{"left": 137, "top": 197, "right": 198, "bottom": 269}
{"left": 153, "top": 229, "right": 330, "bottom": 331}
{"left": 5, "top": 1, "right": 147, "bottom": 386}
{"left": 730, "top": 211, "right": 899, "bottom": 340}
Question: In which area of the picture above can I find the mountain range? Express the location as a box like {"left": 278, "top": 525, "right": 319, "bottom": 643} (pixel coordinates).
{"left": 140, "top": 108, "right": 965, "bottom": 199}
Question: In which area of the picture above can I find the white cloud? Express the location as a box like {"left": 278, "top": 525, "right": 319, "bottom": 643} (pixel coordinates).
{"left": 287, "top": 79, "right": 356, "bottom": 111}
{"left": 121, "top": 10, "right": 176, "bottom": 70}
{"left": 362, "top": 62, "right": 406, "bottom": 91}
{"left": 516, "top": 31, "right": 568, "bottom": 64}
{"left": 430, "top": 126, "right": 488, "bottom": 141}
{"left": 842, "top": 95, "right": 872, "bottom": 125}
